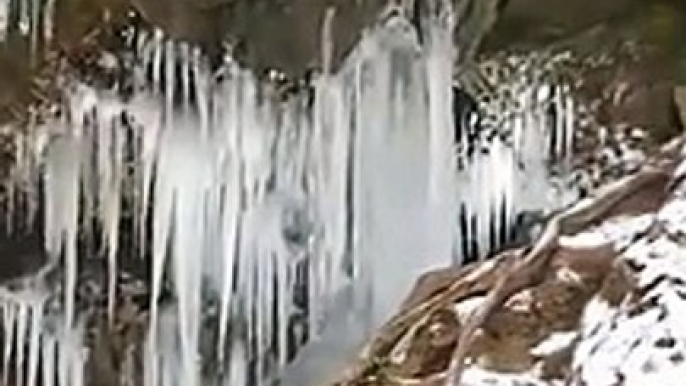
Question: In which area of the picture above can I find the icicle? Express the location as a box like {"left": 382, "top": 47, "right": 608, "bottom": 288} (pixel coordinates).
{"left": 44, "top": 130, "right": 82, "bottom": 328}
{"left": 29, "top": 0, "right": 39, "bottom": 61}
{"left": 27, "top": 298, "right": 44, "bottom": 386}
{"left": 42, "top": 335, "right": 55, "bottom": 386}
{"left": 179, "top": 42, "right": 191, "bottom": 110}
{"left": 2, "top": 300, "right": 16, "bottom": 386}
{"left": 0, "top": 0, "right": 8, "bottom": 41}
{"left": 43, "top": 0, "right": 56, "bottom": 43}
{"left": 215, "top": 68, "right": 241, "bottom": 365}
{"left": 106, "top": 125, "right": 124, "bottom": 324}
{"left": 127, "top": 94, "right": 163, "bottom": 259}
{"left": 121, "top": 346, "right": 136, "bottom": 386}
{"left": 152, "top": 29, "right": 164, "bottom": 95}
{"left": 55, "top": 320, "right": 86, "bottom": 386}
{"left": 424, "top": 11, "right": 457, "bottom": 266}
{"left": 193, "top": 46, "right": 210, "bottom": 137}
{"left": 15, "top": 301, "right": 28, "bottom": 386}
{"left": 18, "top": 0, "right": 29, "bottom": 35}
{"left": 166, "top": 128, "right": 210, "bottom": 386}
{"left": 164, "top": 39, "right": 175, "bottom": 120}
{"left": 564, "top": 86, "right": 575, "bottom": 160}
{"left": 57, "top": 335, "right": 68, "bottom": 386}
{"left": 5, "top": 138, "right": 16, "bottom": 234}
{"left": 93, "top": 99, "right": 126, "bottom": 325}
{"left": 147, "top": 158, "right": 172, "bottom": 386}
{"left": 26, "top": 112, "right": 44, "bottom": 230}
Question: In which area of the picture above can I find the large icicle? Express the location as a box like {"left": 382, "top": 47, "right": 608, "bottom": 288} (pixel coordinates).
{"left": 43, "top": 118, "right": 83, "bottom": 328}
{"left": 93, "top": 95, "right": 126, "bottom": 324}
{"left": 2, "top": 297, "right": 17, "bottom": 385}
{"left": 15, "top": 301, "right": 28, "bottom": 386}
{"left": 27, "top": 298, "right": 44, "bottom": 386}
{"left": 41, "top": 335, "right": 56, "bottom": 386}
{"left": 0, "top": 0, "right": 8, "bottom": 41}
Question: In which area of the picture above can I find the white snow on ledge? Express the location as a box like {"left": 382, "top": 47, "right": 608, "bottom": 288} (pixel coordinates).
{"left": 570, "top": 165, "right": 686, "bottom": 386}
{"left": 462, "top": 366, "right": 561, "bottom": 386}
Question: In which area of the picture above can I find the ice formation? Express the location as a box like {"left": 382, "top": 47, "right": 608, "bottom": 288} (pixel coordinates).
{"left": 453, "top": 56, "right": 576, "bottom": 264}
{"left": 0, "top": 0, "right": 8, "bottom": 41}
{"left": 0, "top": 287, "right": 86, "bottom": 386}
{"left": 0, "top": 5, "right": 577, "bottom": 386}
{"left": 0, "top": 0, "right": 52, "bottom": 55}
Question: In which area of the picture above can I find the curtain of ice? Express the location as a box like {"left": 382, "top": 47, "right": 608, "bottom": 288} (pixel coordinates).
{"left": 2, "top": 6, "right": 579, "bottom": 386}
{"left": 36, "top": 13, "right": 458, "bottom": 385}
{"left": 107, "top": 10, "right": 462, "bottom": 385}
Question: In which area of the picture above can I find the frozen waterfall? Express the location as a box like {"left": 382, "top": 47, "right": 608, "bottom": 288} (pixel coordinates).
{"left": 0, "top": 6, "right": 576, "bottom": 386}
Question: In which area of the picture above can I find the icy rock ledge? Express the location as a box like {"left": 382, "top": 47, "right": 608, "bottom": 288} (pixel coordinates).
{"left": 331, "top": 91, "right": 686, "bottom": 386}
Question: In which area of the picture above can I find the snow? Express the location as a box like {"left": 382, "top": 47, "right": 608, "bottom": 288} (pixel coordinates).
{"left": 571, "top": 177, "right": 686, "bottom": 385}
{"left": 461, "top": 366, "right": 559, "bottom": 386}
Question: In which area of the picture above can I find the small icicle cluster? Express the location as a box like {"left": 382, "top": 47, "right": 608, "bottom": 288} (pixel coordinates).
{"left": 0, "top": 287, "right": 86, "bottom": 386}
{"left": 0, "top": 0, "right": 56, "bottom": 53}
{"left": 453, "top": 51, "right": 577, "bottom": 264}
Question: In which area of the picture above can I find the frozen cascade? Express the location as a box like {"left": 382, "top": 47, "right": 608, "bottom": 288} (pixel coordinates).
{"left": 0, "top": 6, "right": 578, "bottom": 386}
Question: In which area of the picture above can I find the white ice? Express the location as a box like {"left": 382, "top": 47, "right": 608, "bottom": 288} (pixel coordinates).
{"left": 10, "top": 4, "right": 579, "bottom": 386}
